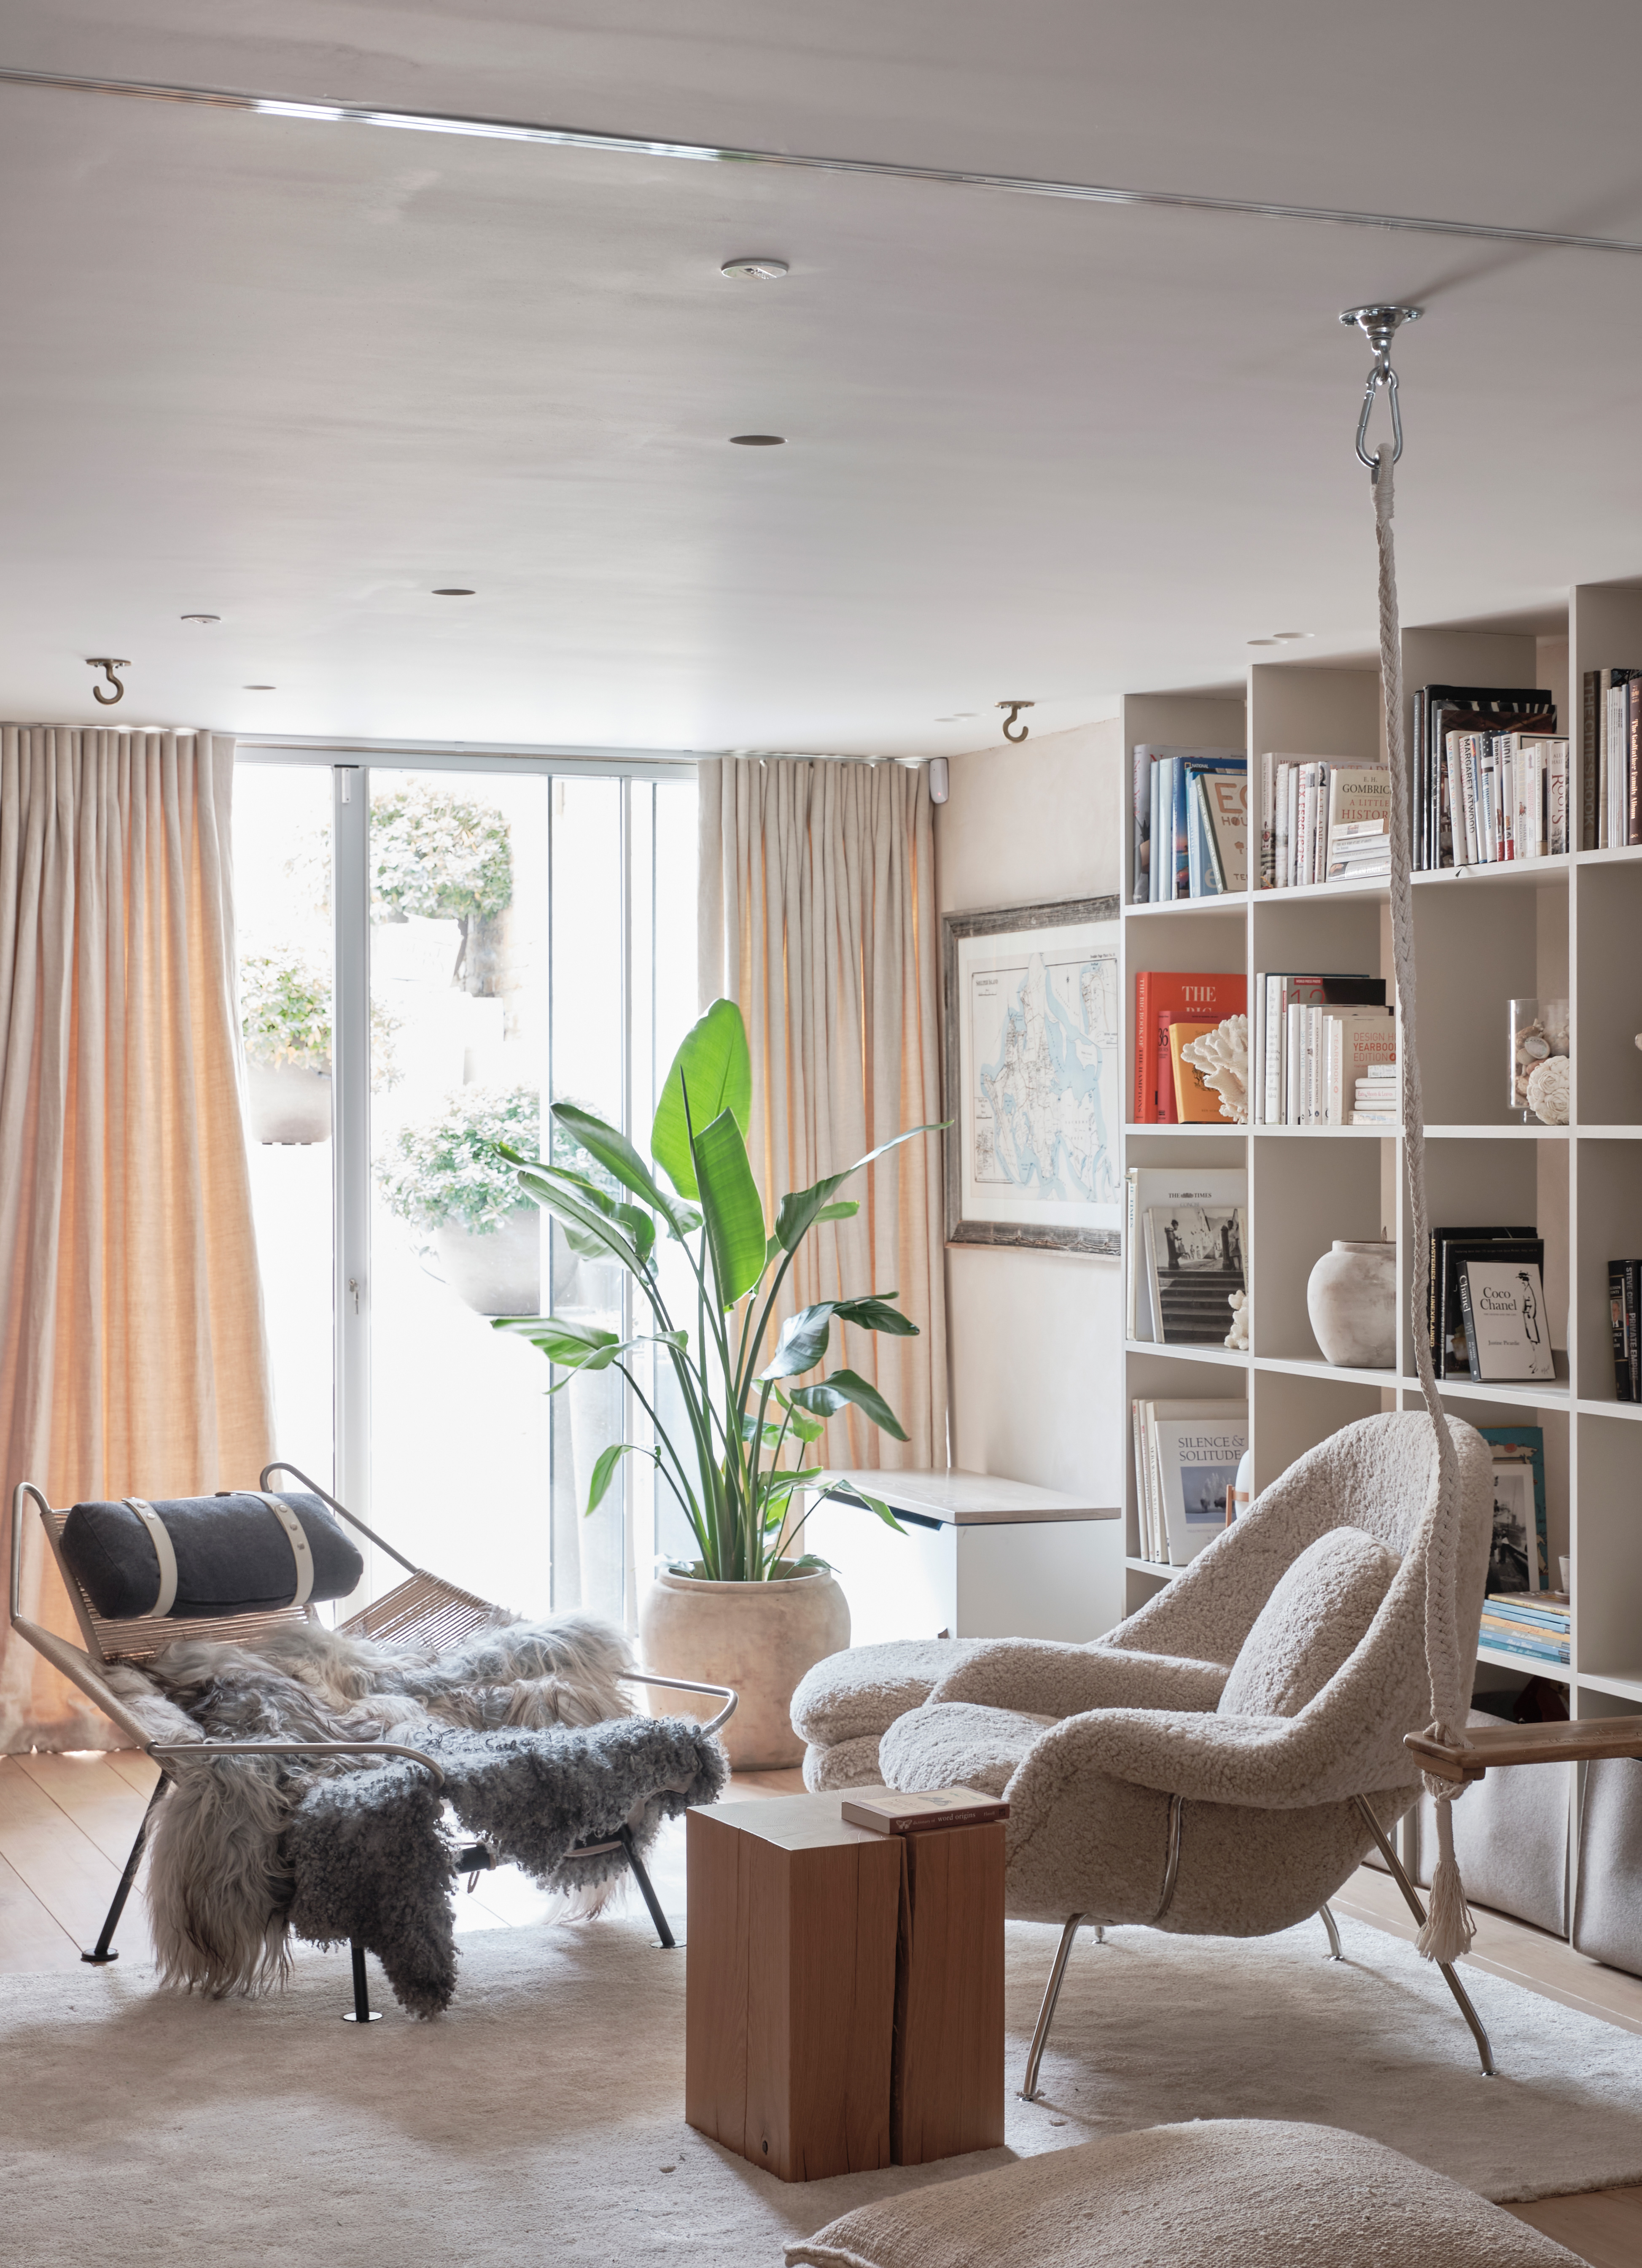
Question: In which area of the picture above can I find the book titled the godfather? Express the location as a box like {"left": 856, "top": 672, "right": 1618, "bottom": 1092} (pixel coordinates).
{"left": 840, "top": 1786, "right": 1009, "bottom": 1836}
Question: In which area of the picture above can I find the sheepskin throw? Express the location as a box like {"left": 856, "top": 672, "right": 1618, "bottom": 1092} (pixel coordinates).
{"left": 106, "top": 1614, "right": 727, "bottom": 2017}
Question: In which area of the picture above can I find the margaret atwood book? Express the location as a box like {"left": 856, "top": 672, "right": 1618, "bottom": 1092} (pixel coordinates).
{"left": 840, "top": 1788, "right": 1009, "bottom": 1835}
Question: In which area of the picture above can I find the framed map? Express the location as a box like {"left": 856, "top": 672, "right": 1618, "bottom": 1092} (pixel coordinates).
{"left": 942, "top": 896, "right": 1122, "bottom": 1255}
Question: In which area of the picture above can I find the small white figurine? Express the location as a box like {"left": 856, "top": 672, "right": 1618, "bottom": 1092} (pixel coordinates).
{"left": 1224, "top": 1287, "right": 1250, "bottom": 1350}
{"left": 1526, "top": 1054, "right": 1570, "bottom": 1126}
{"left": 1180, "top": 1013, "right": 1250, "bottom": 1124}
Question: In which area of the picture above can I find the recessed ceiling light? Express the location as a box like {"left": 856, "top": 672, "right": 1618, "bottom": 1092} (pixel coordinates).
{"left": 729, "top": 434, "right": 785, "bottom": 447}
{"left": 1271, "top": 631, "right": 1313, "bottom": 642}
{"left": 180, "top": 612, "right": 220, "bottom": 625}
{"left": 432, "top": 587, "right": 476, "bottom": 596}
{"left": 934, "top": 712, "right": 978, "bottom": 721}
{"left": 721, "top": 258, "right": 788, "bottom": 280}
{"left": 1247, "top": 638, "right": 1277, "bottom": 647}
{"left": 243, "top": 683, "right": 276, "bottom": 690}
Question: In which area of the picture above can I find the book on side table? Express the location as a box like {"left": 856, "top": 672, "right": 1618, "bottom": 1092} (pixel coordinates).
{"left": 841, "top": 1788, "right": 1010, "bottom": 1835}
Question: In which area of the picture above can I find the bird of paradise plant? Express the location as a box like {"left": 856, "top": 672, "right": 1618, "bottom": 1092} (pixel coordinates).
{"left": 493, "top": 998, "right": 937, "bottom": 1581}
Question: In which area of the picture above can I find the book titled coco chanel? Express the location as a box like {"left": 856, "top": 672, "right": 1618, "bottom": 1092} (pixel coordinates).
{"left": 1457, "top": 1259, "right": 1557, "bottom": 1383}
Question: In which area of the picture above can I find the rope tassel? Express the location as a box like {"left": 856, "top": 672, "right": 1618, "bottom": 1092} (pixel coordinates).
{"left": 1373, "top": 442, "right": 1477, "bottom": 1963}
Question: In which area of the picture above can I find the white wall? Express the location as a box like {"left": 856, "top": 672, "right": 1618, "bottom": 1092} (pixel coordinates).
{"left": 935, "top": 717, "right": 1128, "bottom": 1637}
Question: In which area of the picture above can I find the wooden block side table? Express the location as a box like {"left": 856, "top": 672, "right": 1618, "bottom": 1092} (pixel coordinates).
{"left": 685, "top": 1798, "right": 901, "bottom": 2182}
{"left": 891, "top": 1821, "right": 1006, "bottom": 2165}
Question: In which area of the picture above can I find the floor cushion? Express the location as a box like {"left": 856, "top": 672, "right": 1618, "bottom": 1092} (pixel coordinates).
{"left": 791, "top": 1640, "right": 986, "bottom": 1748}
{"left": 1218, "top": 1526, "right": 1398, "bottom": 1719}
{"left": 879, "top": 1702, "right": 1055, "bottom": 1799}
{"left": 785, "top": 2118, "right": 1580, "bottom": 2268}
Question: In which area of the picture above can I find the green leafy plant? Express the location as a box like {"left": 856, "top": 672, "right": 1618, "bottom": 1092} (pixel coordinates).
{"left": 377, "top": 1087, "right": 614, "bottom": 1235}
{"left": 240, "top": 947, "right": 401, "bottom": 1087}
{"left": 493, "top": 999, "right": 940, "bottom": 1582}
{"left": 371, "top": 783, "right": 513, "bottom": 990}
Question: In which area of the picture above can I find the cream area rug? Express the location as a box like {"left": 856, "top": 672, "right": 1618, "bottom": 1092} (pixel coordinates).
{"left": 5, "top": 1866, "right": 1642, "bottom": 2267}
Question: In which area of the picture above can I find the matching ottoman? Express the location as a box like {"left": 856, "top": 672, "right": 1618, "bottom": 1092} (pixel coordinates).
{"left": 785, "top": 2118, "right": 1582, "bottom": 2268}
{"left": 791, "top": 1640, "right": 985, "bottom": 1791}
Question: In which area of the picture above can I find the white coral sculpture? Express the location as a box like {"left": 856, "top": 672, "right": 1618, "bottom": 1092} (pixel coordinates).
{"left": 1180, "top": 1014, "right": 1250, "bottom": 1124}
{"left": 1224, "top": 1288, "right": 1250, "bottom": 1351}
{"left": 1526, "top": 1054, "right": 1570, "bottom": 1126}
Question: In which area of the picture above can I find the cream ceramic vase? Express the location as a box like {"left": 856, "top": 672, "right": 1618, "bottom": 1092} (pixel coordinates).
{"left": 1306, "top": 1239, "right": 1397, "bottom": 1368}
{"left": 638, "top": 1565, "right": 850, "bottom": 1770}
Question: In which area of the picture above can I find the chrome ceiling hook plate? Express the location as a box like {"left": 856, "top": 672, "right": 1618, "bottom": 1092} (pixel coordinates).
{"left": 1340, "top": 305, "right": 1421, "bottom": 474}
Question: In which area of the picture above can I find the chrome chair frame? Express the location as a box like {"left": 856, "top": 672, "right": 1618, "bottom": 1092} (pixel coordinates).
{"left": 9, "top": 1464, "right": 737, "bottom": 2018}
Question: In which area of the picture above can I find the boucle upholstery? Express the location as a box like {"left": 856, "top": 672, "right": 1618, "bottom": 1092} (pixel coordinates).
{"left": 785, "top": 2117, "right": 1582, "bottom": 2268}
{"left": 1218, "top": 1526, "right": 1399, "bottom": 1718}
{"left": 854, "top": 1414, "right": 1491, "bottom": 1938}
{"left": 878, "top": 1703, "right": 1055, "bottom": 1799}
{"left": 791, "top": 1638, "right": 985, "bottom": 1746}
{"left": 804, "top": 1732, "right": 888, "bottom": 1792}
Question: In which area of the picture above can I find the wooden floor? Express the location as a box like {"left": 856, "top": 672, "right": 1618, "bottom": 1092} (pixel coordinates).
{"left": 3, "top": 1752, "right": 1640, "bottom": 2264}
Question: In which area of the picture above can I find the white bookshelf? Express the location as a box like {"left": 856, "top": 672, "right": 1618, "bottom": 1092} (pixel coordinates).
{"left": 1120, "top": 586, "right": 1642, "bottom": 1934}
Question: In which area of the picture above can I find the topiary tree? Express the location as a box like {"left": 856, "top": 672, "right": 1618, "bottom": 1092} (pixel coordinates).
{"left": 370, "top": 783, "right": 513, "bottom": 994}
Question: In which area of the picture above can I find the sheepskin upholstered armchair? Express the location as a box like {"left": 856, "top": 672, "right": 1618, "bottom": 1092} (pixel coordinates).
{"left": 791, "top": 1412, "right": 1496, "bottom": 2087}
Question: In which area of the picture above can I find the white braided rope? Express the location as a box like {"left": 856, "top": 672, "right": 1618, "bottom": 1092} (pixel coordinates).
{"left": 1374, "top": 447, "right": 1476, "bottom": 1963}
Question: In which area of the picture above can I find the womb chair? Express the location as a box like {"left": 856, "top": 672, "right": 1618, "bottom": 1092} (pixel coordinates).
{"left": 9, "top": 1461, "right": 735, "bottom": 2018}
{"left": 797, "top": 1413, "right": 1496, "bottom": 2090}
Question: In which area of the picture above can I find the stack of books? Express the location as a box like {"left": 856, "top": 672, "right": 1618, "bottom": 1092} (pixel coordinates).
{"left": 1607, "top": 1259, "right": 1642, "bottom": 1400}
{"left": 1131, "top": 971, "right": 1246, "bottom": 1122}
{"left": 1428, "top": 1225, "right": 1541, "bottom": 1376}
{"left": 1126, "top": 1167, "right": 1246, "bottom": 1341}
{"left": 1131, "top": 1399, "right": 1248, "bottom": 1566}
{"left": 1352, "top": 1062, "right": 1399, "bottom": 1126}
{"left": 1582, "top": 667, "right": 1642, "bottom": 850}
{"left": 1253, "top": 971, "right": 1392, "bottom": 1125}
{"left": 1259, "top": 758, "right": 1391, "bottom": 890}
{"left": 1412, "top": 682, "right": 1557, "bottom": 868}
{"left": 1133, "top": 747, "right": 1247, "bottom": 901}
{"left": 1480, "top": 1592, "right": 1569, "bottom": 1667}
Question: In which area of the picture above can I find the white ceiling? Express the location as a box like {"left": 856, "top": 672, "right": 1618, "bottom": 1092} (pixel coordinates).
{"left": 3, "top": 3, "right": 1642, "bottom": 753}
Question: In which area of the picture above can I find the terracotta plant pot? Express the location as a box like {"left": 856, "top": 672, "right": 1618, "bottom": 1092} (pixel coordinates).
{"left": 246, "top": 1059, "right": 332, "bottom": 1145}
{"left": 638, "top": 1564, "right": 851, "bottom": 1770}
{"left": 433, "top": 1205, "right": 541, "bottom": 1317}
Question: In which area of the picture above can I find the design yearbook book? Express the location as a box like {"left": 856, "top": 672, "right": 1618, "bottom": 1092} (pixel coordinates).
{"left": 1457, "top": 1258, "right": 1556, "bottom": 1383}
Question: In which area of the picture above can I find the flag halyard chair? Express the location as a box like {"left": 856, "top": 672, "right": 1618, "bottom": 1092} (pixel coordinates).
{"left": 9, "top": 1460, "right": 735, "bottom": 2019}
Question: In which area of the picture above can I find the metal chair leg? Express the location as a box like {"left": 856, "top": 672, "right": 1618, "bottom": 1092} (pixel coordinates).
{"left": 1019, "top": 1913, "right": 1085, "bottom": 2101}
{"left": 83, "top": 1774, "right": 168, "bottom": 1965}
{"left": 1352, "top": 1796, "right": 1494, "bottom": 2077}
{"left": 1318, "top": 1902, "right": 1343, "bottom": 1960}
{"left": 618, "top": 1823, "right": 677, "bottom": 1949}
{"left": 341, "top": 1940, "right": 381, "bottom": 2023}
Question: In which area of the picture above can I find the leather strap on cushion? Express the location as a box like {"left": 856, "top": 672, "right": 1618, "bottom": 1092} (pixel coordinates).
{"left": 124, "top": 1497, "right": 179, "bottom": 1618}
{"left": 256, "top": 1492, "right": 315, "bottom": 1607}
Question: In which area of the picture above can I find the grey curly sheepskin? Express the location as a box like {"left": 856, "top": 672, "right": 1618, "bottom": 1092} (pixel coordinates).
{"left": 106, "top": 1613, "right": 727, "bottom": 2017}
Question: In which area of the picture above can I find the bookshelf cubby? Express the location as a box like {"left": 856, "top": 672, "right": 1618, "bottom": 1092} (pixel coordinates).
{"left": 1120, "top": 585, "right": 1642, "bottom": 1936}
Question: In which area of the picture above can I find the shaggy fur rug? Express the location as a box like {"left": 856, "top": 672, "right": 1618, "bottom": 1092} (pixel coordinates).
{"left": 106, "top": 1614, "right": 727, "bottom": 2017}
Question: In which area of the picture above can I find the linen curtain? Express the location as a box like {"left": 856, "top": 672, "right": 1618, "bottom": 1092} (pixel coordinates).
{"left": 0, "top": 728, "right": 273, "bottom": 1751}
{"left": 697, "top": 755, "right": 946, "bottom": 1472}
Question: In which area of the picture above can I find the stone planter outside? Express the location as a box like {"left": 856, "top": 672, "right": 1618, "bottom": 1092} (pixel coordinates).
{"left": 434, "top": 1204, "right": 541, "bottom": 1317}
{"left": 638, "top": 1564, "right": 851, "bottom": 1770}
{"left": 1306, "top": 1239, "right": 1397, "bottom": 1368}
{"left": 246, "top": 1059, "right": 332, "bottom": 1145}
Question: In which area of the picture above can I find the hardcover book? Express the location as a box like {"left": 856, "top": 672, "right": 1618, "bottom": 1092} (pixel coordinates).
{"left": 1478, "top": 1425, "right": 1549, "bottom": 1593}
{"left": 1428, "top": 1226, "right": 1537, "bottom": 1373}
{"left": 1457, "top": 1258, "right": 1556, "bottom": 1382}
{"left": 1168, "top": 1020, "right": 1224, "bottom": 1122}
{"left": 1132, "top": 971, "right": 1246, "bottom": 1122}
{"left": 840, "top": 1787, "right": 1009, "bottom": 1835}
{"left": 1144, "top": 1400, "right": 1249, "bottom": 1565}
{"left": 1144, "top": 1204, "right": 1245, "bottom": 1346}
{"left": 1125, "top": 1167, "right": 1248, "bottom": 1340}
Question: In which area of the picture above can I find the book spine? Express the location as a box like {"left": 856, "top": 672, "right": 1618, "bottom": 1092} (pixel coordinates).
{"left": 1444, "top": 735, "right": 1464, "bottom": 866}
{"left": 1460, "top": 737, "right": 1481, "bottom": 868}
{"left": 1583, "top": 671, "right": 1599, "bottom": 849}
{"left": 1456, "top": 1268, "right": 1484, "bottom": 1382}
{"left": 1630, "top": 1259, "right": 1640, "bottom": 1406}
{"left": 1630, "top": 680, "right": 1642, "bottom": 848}
{"left": 1185, "top": 773, "right": 1202, "bottom": 898}
{"left": 1550, "top": 741, "right": 1568, "bottom": 856}
{"left": 1157, "top": 1012, "right": 1178, "bottom": 1124}
{"left": 1610, "top": 1260, "right": 1627, "bottom": 1400}
{"left": 1478, "top": 1632, "right": 1570, "bottom": 1665}
{"left": 1133, "top": 749, "right": 1150, "bottom": 902}
{"left": 1264, "top": 975, "right": 1282, "bottom": 1124}
{"left": 1173, "top": 761, "right": 1191, "bottom": 900}
{"left": 1134, "top": 972, "right": 1152, "bottom": 1122}
{"left": 1260, "top": 755, "right": 1274, "bottom": 890}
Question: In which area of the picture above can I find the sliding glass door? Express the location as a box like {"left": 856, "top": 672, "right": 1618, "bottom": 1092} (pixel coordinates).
{"left": 234, "top": 753, "right": 697, "bottom": 1625}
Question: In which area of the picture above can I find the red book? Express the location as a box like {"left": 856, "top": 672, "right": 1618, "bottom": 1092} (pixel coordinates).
{"left": 1132, "top": 972, "right": 1248, "bottom": 1122}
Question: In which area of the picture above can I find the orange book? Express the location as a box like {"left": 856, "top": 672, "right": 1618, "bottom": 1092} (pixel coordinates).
{"left": 1133, "top": 972, "right": 1247, "bottom": 1122}
{"left": 1169, "top": 1022, "right": 1224, "bottom": 1121}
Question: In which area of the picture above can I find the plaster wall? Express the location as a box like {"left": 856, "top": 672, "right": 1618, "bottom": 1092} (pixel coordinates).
{"left": 934, "top": 717, "right": 1128, "bottom": 1638}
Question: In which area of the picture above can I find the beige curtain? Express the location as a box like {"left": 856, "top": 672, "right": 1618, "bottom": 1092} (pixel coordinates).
{"left": 0, "top": 728, "right": 273, "bottom": 1751}
{"left": 697, "top": 756, "right": 946, "bottom": 1473}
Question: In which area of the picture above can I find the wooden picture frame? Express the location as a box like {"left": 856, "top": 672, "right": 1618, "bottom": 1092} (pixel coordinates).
{"left": 942, "top": 896, "right": 1122, "bottom": 1256}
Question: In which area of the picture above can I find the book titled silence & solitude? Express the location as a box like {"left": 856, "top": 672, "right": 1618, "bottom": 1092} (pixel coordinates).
{"left": 840, "top": 1787, "right": 1010, "bottom": 1835}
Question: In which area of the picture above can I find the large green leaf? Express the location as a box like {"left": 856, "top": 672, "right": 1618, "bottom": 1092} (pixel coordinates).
{"left": 758, "top": 1302, "right": 835, "bottom": 1381}
{"left": 651, "top": 999, "right": 751, "bottom": 1200}
{"left": 552, "top": 1102, "right": 700, "bottom": 1241}
{"left": 586, "top": 1441, "right": 654, "bottom": 1515}
{"left": 832, "top": 1294, "right": 918, "bottom": 1338}
{"left": 789, "top": 1367, "right": 910, "bottom": 1442}
{"left": 693, "top": 1107, "right": 769, "bottom": 1308}
{"left": 492, "top": 1314, "right": 619, "bottom": 1369}
{"left": 515, "top": 1168, "right": 643, "bottom": 1274}
{"left": 773, "top": 1125, "right": 944, "bottom": 1253}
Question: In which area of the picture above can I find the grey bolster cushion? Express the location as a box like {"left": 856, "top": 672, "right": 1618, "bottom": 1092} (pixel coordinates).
{"left": 59, "top": 1493, "right": 364, "bottom": 1619}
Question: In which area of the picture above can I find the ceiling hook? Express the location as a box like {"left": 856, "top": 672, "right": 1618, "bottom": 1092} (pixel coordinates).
{"left": 86, "top": 657, "right": 130, "bottom": 705}
{"left": 1340, "top": 304, "right": 1421, "bottom": 476}
{"left": 998, "top": 699, "right": 1035, "bottom": 744}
